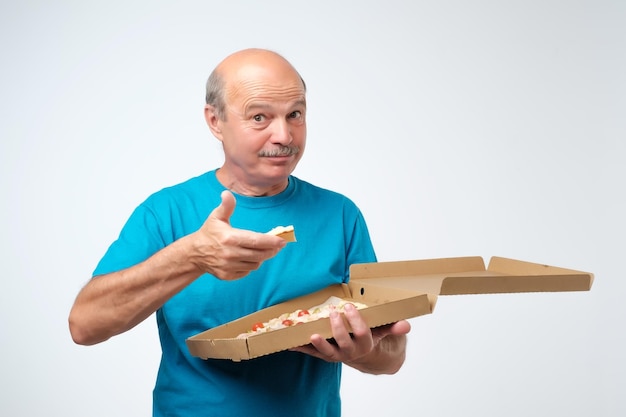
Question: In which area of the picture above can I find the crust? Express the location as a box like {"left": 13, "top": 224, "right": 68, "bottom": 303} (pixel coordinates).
{"left": 266, "top": 225, "right": 297, "bottom": 242}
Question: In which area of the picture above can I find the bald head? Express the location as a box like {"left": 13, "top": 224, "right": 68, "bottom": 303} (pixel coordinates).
{"left": 205, "top": 49, "right": 306, "bottom": 120}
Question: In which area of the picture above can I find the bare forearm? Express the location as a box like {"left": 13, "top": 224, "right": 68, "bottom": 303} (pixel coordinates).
{"left": 68, "top": 235, "right": 201, "bottom": 345}
{"left": 347, "top": 334, "right": 407, "bottom": 375}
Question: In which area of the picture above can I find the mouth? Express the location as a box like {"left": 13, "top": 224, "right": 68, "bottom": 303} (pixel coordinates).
{"left": 262, "top": 154, "right": 296, "bottom": 166}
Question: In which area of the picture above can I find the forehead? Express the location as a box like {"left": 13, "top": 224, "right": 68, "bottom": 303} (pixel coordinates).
{"left": 224, "top": 64, "right": 306, "bottom": 110}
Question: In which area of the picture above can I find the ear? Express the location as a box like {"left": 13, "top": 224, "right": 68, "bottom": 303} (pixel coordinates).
{"left": 204, "top": 105, "right": 224, "bottom": 141}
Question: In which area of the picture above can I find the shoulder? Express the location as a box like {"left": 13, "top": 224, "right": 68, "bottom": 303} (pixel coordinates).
{"left": 291, "top": 176, "right": 358, "bottom": 207}
{"left": 142, "top": 171, "right": 219, "bottom": 206}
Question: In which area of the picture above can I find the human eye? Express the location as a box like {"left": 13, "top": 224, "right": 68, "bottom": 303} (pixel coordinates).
{"left": 253, "top": 114, "right": 265, "bottom": 122}
{"left": 288, "top": 110, "right": 303, "bottom": 119}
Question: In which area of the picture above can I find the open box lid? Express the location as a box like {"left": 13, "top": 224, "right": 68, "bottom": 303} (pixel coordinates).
{"left": 349, "top": 256, "right": 594, "bottom": 295}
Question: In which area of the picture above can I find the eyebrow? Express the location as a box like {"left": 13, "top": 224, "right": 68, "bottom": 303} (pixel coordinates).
{"left": 245, "top": 99, "right": 307, "bottom": 113}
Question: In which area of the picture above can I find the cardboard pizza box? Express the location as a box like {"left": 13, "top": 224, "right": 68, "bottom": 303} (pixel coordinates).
{"left": 186, "top": 256, "right": 593, "bottom": 361}
{"left": 186, "top": 281, "right": 434, "bottom": 361}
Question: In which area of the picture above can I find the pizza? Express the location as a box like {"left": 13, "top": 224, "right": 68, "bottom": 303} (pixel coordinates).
{"left": 236, "top": 296, "right": 368, "bottom": 338}
{"left": 266, "top": 225, "right": 296, "bottom": 242}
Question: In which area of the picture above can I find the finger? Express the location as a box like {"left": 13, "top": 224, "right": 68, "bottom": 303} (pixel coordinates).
{"left": 231, "top": 230, "right": 287, "bottom": 252}
{"left": 290, "top": 340, "right": 331, "bottom": 361}
{"left": 321, "top": 313, "right": 350, "bottom": 352}
{"left": 210, "top": 190, "right": 236, "bottom": 224}
{"left": 371, "top": 320, "right": 411, "bottom": 343}
{"left": 390, "top": 320, "right": 411, "bottom": 336}
{"left": 328, "top": 311, "right": 353, "bottom": 345}
{"left": 308, "top": 333, "right": 341, "bottom": 360}
{"left": 342, "top": 303, "right": 370, "bottom": 337}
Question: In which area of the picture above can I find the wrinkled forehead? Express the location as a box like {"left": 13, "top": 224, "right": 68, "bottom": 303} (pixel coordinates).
{"left": 224, "top": 65, "right": 306, "bottom": 109}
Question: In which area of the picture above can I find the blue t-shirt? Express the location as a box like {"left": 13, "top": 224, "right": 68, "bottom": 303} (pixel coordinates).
{"left": 93, "top": 170, "right": 377, "bottom": 417}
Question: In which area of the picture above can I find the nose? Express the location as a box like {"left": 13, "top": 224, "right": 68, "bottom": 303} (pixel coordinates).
{"left": 270, "top": 119, "right": 292, "bottom": 145}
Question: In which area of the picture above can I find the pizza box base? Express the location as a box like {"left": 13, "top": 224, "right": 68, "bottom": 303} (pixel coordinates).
{"left": 186, "top": 256, "right": 593, "bottom": 361}
{"left": 186, "top": 281, "right": 433, "bottom": 361}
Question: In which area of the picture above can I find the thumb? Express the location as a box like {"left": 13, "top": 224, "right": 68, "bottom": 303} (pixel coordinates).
{"left": 372, "top": 320, "right": 411, "bottom": 344}
{"left": 210, "top": 190, "right": 236, "bottom": 224}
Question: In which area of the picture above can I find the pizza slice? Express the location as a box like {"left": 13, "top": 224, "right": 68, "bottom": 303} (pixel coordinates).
{"left": 237, "top": 296, "right": 368, "bottom": 338}
{"left": 266, "top": 225, "right": 296, "bottom": 242}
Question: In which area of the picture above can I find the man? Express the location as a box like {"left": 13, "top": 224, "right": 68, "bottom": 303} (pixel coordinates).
{"left": 69, "top": 48, "right": 410, "bottom": 417}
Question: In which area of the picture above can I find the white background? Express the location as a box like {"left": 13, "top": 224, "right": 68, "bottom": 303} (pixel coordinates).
{"left": 1, "top": 1, "right": 624, "bottom": 416}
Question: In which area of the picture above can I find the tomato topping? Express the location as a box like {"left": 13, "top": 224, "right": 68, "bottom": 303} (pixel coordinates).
{"left": 297, "top": 310, "right": 310, "bottom": 317}
{"left": 282, "top": 319, "right": 294, "bottom": 327}
{"left": 251, "top": 322, "right": 264, "bottom": 332}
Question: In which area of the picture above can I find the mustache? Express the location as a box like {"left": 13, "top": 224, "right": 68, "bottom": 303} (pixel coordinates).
{"left": 258, "top": 145, "right": 300, "bottom": 157}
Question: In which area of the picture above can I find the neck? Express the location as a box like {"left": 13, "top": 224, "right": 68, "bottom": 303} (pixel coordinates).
{"left": 216, "top": 168, "right": 288, "bottom": 197}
